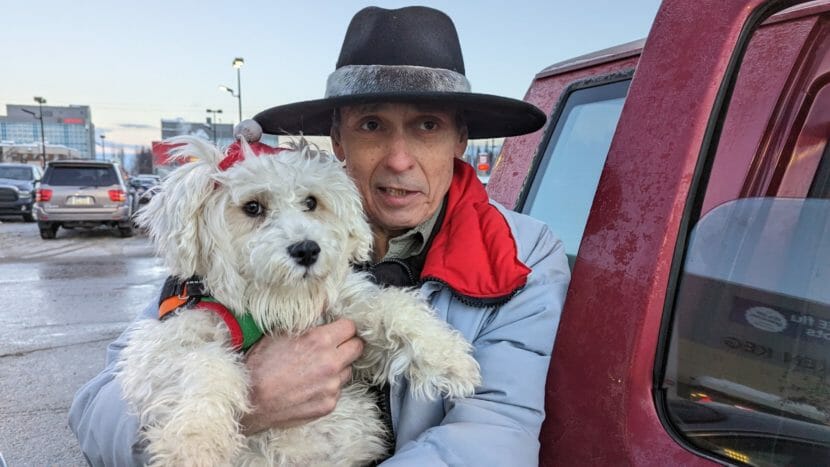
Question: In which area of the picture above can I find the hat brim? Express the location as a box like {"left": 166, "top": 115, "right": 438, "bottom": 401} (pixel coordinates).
{"left": 253, "top": 92, "right": 546, "bottom": 139}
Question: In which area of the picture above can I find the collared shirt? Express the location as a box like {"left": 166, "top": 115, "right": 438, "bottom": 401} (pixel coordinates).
{"left": 381, "top": 201, "right": 443, "bottom": 261}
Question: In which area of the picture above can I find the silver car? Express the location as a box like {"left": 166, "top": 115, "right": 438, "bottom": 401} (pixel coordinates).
{"left": 34, "top": 160, "right": 134, "bottom": 239}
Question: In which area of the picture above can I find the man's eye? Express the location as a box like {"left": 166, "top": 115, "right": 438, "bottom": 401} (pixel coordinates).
{"left": 243, "top": 201, "right": 265, "bottom": 217}
{"left": 360, "top": 120, "right": 380, "bottom": 131}
{"left": 421, "top": 120, "right": 438, "bottom": 131}
{"left": 303, "top": 196, "right": 317, "bottom": 212}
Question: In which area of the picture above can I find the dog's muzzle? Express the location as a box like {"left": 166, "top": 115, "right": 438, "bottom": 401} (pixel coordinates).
{"left": 287, "top": 240, "right": 321, "bottom": 267}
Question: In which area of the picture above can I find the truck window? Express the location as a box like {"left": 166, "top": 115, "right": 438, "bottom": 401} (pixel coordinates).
{"left": 661, "top": 7, "right": 830, "bottom": 465}
{"left": 521, "top": 78, "right": 630, "bottom": 267}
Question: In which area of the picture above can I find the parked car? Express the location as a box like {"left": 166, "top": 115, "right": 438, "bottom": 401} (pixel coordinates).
{"left": 133, "top": 174, "right": 160, "bottom": 184}
{"left": 34, "top": 160, "right": 134, "bottom": 239}
{"left": 489, "top": 0, "right": 830, "bottom": 465}
{"left": 128, "top": 174, "right": 160, "bottom": 209}
{"left": 0, "top": 162, "right": 42, "bottom": 222}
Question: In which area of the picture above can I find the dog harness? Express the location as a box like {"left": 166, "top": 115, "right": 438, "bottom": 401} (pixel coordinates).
{"left": 158, "top": 277, "right": 264, "bottom": 352}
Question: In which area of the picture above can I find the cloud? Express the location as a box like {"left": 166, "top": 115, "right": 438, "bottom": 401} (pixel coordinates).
{"left": 119, "top": 123, "right": 157, "bottom": 129}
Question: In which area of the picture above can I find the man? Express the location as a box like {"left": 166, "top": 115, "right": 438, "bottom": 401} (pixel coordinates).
{"left": 70, "top": 6, "right": 570, "bottom": 465}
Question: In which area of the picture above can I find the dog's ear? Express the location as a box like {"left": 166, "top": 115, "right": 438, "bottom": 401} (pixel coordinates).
{"left": 346, "top": 193, "right": 374, "bottom": 264}
{"left": 137, "top": 138, "right": 222, "bottom": 277}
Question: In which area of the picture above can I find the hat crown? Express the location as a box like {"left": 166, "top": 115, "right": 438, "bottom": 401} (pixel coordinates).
{"left": 336, "top": 6, "right": 465, "bottom": 75}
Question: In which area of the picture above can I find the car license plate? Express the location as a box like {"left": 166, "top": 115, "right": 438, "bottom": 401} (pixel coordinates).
{"left": 67, "top": 196, "right": 94, "bottom": 206}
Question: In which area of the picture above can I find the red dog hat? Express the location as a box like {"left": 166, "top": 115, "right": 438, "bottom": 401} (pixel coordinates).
{"left": 219, "top": 119, "right": 282, "bottom": 171}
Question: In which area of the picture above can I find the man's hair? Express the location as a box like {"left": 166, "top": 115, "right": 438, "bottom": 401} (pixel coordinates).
{"left": 330, "top": 105, "right": 467, "bottom": 142}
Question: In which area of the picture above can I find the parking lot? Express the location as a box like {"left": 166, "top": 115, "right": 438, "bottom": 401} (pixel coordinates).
{"left": 0, "top": 219, "right": 151, "bottom": 263}
{"left": 0, "top": 217, "right": 167, "bottom": 466}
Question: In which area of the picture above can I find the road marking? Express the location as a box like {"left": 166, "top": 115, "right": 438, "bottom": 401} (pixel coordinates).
{"left": 17, "top": 242, "right": 94, "bottom": 261}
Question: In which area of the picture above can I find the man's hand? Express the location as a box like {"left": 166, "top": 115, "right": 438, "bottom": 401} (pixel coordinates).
{"left": 240, "top": 318, "right": 364, "bottom": 434}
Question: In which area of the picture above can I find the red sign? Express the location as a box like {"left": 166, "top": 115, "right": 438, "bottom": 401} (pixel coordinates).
{"left": 151, "top": 141, "right": 184, "bottom": 166}
{"left": 62, "top": 118, "right": 84, "bottom": 124}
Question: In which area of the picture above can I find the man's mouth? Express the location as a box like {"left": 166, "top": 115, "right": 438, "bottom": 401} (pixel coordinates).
{"left": 383, "top": 187, "right": 409, "bottom": 196}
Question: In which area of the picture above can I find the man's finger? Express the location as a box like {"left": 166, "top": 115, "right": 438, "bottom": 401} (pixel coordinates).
{"left": 323, "top": 318, "right": 358, "bottom": 344}
{"left": 339, "top": 366, "right": 353, "bottom": 386}
{"left": 337, "top": 336, "right": 365, "bottom": 365}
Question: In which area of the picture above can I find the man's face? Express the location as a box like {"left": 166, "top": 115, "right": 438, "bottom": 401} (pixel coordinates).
{"left": 332, "top": 103, "right": 468, "bottom": 237}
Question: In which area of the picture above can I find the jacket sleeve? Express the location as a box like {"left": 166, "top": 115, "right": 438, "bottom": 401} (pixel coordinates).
{"left": 68, "top": 302, "right": 156, "bottom": 467}
{"left": 382, "top": 224, "right": 570, "bottom": 466}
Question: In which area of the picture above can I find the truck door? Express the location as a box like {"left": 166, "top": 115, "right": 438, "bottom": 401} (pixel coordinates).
{"left": 660, "top": 3, "right": 830, "bottom": 465}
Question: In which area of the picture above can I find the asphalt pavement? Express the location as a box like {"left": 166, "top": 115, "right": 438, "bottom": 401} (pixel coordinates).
{"left": 0, "top": 218, "right": 167, "bottom": 466}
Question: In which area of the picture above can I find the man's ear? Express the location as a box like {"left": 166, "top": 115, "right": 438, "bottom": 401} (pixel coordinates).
{"left": 330, "top": 127, "right": 346, "bottom": 162}
{"left": 348, "top": 205, "right": 373, "bottom": 264}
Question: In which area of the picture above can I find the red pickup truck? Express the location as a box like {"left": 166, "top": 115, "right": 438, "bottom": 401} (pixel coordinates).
{"left": 489, "top": 0, "right": 830, "bottom": 465}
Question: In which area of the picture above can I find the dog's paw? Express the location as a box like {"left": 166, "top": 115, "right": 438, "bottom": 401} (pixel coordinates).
{"left": 406, "top": 336, "right": 481, "bottom": 400}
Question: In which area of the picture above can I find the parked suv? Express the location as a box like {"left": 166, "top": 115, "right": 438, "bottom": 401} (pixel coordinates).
{"left": 489, "top": 0, "right": 830, "bottom": 465}
{"left": 34, "top": 160, "right": 134, "bottom": 239}
{"left": 128, "top": 174, "right": 160, "bottom": 208}
{"left": 0, "top": 163, "right": 41, "bottom": 222}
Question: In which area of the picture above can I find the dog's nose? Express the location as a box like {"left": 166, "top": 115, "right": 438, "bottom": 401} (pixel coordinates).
{"left": 287, "top": 240, "right": 320, "bottom": 267}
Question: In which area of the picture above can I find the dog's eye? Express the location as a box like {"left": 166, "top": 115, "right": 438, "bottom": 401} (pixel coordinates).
{"left": 243, "top": 201, "right": 265, "bottom": 217}
{"left": 303, "top": 196, "right": 317, "bottom": 212}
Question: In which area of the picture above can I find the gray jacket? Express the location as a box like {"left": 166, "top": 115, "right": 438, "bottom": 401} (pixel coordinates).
{"left": 69, "top": 204, "right": 570, "bottom": 466}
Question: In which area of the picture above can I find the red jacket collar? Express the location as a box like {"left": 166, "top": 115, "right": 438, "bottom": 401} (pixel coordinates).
{"left": 421, "top": 159, "right": 530, "bottom": 302}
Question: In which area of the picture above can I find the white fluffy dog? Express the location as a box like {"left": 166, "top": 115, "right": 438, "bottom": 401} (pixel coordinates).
{"left": 117, "top": 136, "right": 480, "bottom": 466}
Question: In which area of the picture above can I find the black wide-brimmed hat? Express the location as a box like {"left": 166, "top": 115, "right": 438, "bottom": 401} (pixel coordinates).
{"left": 253, "top": 6, "right": 546, "bottom": 139}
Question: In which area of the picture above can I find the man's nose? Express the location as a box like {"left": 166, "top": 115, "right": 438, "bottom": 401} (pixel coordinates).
{"left": 383, "top": 132, "right": 415, "bottom": 172}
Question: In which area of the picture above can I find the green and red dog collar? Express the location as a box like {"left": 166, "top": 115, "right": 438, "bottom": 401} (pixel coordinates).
{"left": 158, "top": 277, "right": 264, "bottom": 352}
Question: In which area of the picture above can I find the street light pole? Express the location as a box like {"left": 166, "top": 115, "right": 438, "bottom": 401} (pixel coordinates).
{"left": 206, "top": 109, "right": 223, "bottom": 144}
{"left": 220, "top": 58, "right": 245, "bottom": 124}
{"left": 232, "top": 58, "right": 244, "bottom": 122}
{"left": 100, "top": 134, "right": 106, "bottom": 161}
{"left": 21, "top": 97, "right": 48, "bottom": 168}
{"left": 34, "top": 97, "right": 46, "bottom": 168}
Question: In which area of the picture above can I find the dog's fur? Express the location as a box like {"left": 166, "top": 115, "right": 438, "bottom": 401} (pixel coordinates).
{"left": 116, "top": 137, "right": 481, "bottom": 466}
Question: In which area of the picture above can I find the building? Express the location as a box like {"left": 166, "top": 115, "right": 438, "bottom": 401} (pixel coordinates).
{"left": 0, "top": 141, "right": 80, "bottom": 165}
{"left": 161, "top": 118, "right": 236, "bottom": 148}
{"left": 0, "top": 104, "right": 96, "bottom": 159}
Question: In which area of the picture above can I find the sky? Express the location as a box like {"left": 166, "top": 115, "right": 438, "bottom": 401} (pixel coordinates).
{"left": 0, "top": 0, "right": 662, "bottom": 153}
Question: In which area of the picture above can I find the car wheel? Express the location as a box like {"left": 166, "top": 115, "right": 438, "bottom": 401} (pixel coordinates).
{"left": 22, "top": 212, "right": 35, "bottom": 222}
{"left": 39, "top": 223, "right": 58, "bottom": 239}
{"left": 117, "top": 225, "right": 134, "bottom": 238}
